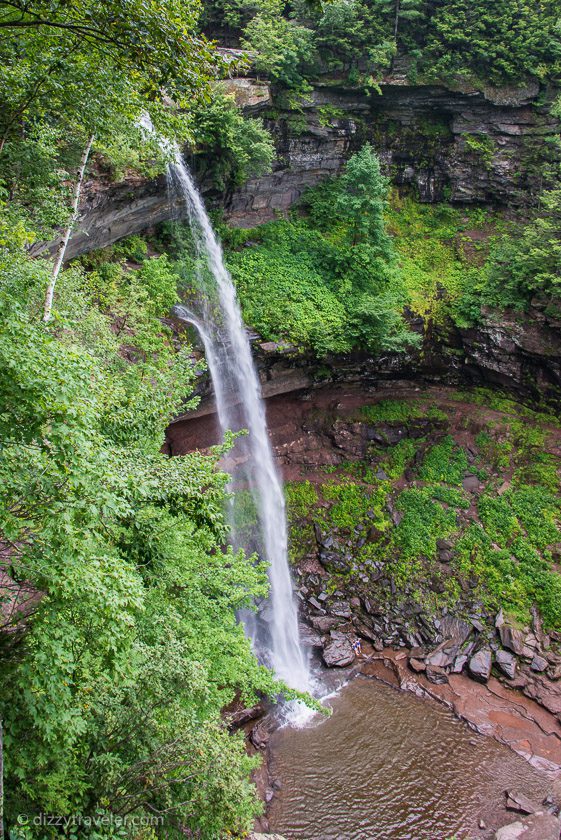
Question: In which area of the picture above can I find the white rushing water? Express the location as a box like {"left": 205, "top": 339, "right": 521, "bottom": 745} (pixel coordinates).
{"left": 167, "top": 151, "right": 309, "bottom": 692}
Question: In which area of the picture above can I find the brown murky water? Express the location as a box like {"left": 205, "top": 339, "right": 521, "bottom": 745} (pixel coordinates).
{"left": 268, "top": 677, "right": 553, "bottom": 840}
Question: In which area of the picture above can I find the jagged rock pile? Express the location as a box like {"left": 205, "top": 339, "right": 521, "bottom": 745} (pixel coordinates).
{"left": 286, "top": 399, "right": 561, "bottom": 722}
{"left": 495, "top": 791, "right": 561, "bottom": 840}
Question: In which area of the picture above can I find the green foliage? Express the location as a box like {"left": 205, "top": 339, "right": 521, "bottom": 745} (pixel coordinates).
{"left": 0, "top": 235, "right": 281, "bottom": 836}
{"left": 321, "top": 481, "right": 389, "bottom": 532}
{"left": 421, "top": 0, "right": 561, "bottom": 85}
{"left": 242, "top": 9, "right": 315, "bottom": 88}
{"left": 192, "top": 87, "right": 275, "bottom": 191}
{"left": 380, "top": 438, "right": 417, "bottom": 480}
{"left": 228, "top": 221, "right": 350, "bottom": 354}
{"left": 477, "top": 188, "right": 561, "bottom": 311}
{"left": 285, "top": 392, "right": 561, "bottom": 631}
{"left": 285, "top": 480, "right": 320, "bottom": 519}
{"left": 393, "top": 487, "right": 458, "bottom": 563}
{"left": 361, "top": 399, "right": 419, "bottom": 422}
{"left": 136, "top": 255, "right": 181, "bottom": 315}
{"left": 0, "top": 0, "right": 221, "bottom": 235}
{"left": 314, "top": 0, "right": 394, "bottom": 78}
{"left": 360, "top": 399, "right": 446, "bottom": 423}
{"left": 463, "top": 133, "right": 495, "bottom": 168}
{"left": 334, "top": 145, "right": 391, "bottom": 247}
{"left": 203, "top": 0, "right": 561, "bottom": 89}
{"left": 225, "top": 148, "right": 418, "bottom": 355}
{"left": 385, "top": 195, "right": 493, "bottom": 324}
{"left": 418, "top": 436, "right": 468, "bottom": 485}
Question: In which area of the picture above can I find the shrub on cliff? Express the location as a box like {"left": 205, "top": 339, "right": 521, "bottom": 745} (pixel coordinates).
{"left": 192, "top": 88, "right": 275, "bottom": 192}
{"left": 226, "top": 146, "right": 419, "bottom": 356}
{"left": 482, "top": 188, "right": 561, "bottom": 310}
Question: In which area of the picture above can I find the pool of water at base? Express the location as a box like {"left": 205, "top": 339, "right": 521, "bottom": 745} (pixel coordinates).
{"left": 267, "top": 676, "right": 553, "bottom": 840}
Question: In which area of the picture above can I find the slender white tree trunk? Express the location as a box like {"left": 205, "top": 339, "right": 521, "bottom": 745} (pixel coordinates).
{"left": 43, "top": 133, "right": 94, "bottom": 322}
{"left": 394, "top": 0, "right": 401, "bottom": 38}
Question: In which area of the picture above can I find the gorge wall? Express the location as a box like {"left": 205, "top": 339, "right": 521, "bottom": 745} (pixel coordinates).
{"left": 47, "top": 73, "right": 559, "bottom": 260}
{"left": 169, "top": 302, "right": 561, "bottom": 427}
{"left": 226, "top": 74, "right": 557, "bottom": 226}
{"left": 45, "top": 73, "right": 561, "bottom": 409}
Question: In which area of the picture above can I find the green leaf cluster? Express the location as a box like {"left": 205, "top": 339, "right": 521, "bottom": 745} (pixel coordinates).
{"left": 202, "top": 0, "right": 561, "bottom": 88}
{"left": 223, "top": 146, "right": 418, "bottom": 355}
{"left": 0, "top": 235, "right": 280, "bottom": 836}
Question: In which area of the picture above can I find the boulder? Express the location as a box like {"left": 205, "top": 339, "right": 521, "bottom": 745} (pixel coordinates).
{"left": 354, "top": 619, "right": 379, "bottom": 642}
{"left": 426, "top": 665, "right": 449, "bottom": 684}
{"left": 309, "top": 615, "right": 343, "bottom": 633}
{"left": 307, "top": 596, "right": 326, "bottom": 613}
{"left": 409, "top": 658, "right": 426, "bottom": 673}
{"left": 250, "top": 721, "right": 271, "bottom": 750}
{"left": 496, "top": 649, "right": 518, "bottom": 679}
{"left": 531, "top": 654, "right": 548, "bottom": 673}
{"left": 505, "top": 791, "right": 540, "bottom": 815}
{"left": 462, "top": 474, "right": 481, "bottom": 492}
{"left": 452, "top": 654, "right": 469, "bottom": 673}
{"left": 425, "top": 644, "right": 458, "bottom": 669}
{"left": 298, "top": 625, "right": 323, "bottom": 648}
{"left": 319, "top": 531, "right": 334, "bottom": 549}
{"left": 495, "top": 811, "right": 561, "bottom": 839}
{"left": 469, "top": 648, "right": 492, "bottom": 682}
{"left": 499, "top": 622, "right": 537, "bottom": 658}
{"left": 318, "top": 550, "right": 350, "bottom": 572}
{"left": 322, "top": 633, "right": 355, "bottom": 667}
{"left": 330, "top": 600, "right": 352, "bottom": 618}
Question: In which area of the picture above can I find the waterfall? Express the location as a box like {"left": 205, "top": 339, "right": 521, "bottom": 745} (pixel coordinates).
{"left": 167, "top": 153, "right": 309, "bottom": 692}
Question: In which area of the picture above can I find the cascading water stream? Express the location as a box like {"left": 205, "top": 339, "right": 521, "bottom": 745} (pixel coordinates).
{"left": 167, "top": 151, "right": 309, "bottom": 692}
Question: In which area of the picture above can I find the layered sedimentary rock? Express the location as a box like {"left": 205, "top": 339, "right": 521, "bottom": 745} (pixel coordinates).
{"left": 227, "top": 76, "right": 558, "bottom": 225}
{"left": 46, "top": 74, "right": 559, "bottom": 260}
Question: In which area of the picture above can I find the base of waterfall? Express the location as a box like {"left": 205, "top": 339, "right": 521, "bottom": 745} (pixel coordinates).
{"left": 276, "top": 674, "right": 346, "bottom": 729}
{"left": 168, "top": 372, "right": 561, "bottom": 834}
{"left": 261, "top": 664, "right": 561, "bottom": 840}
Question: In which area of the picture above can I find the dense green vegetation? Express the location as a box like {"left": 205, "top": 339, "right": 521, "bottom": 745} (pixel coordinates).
{"left": 221, "top": 146, "right": 419, "bottom": 354}
{"left": 1, "top": 0, "right": 561, "bottom": 835}
{"left": 475, "top": 187, "right": 561, "bottom": 313}
{"left": 286, "top": 395, "right": 561, "bottom": 630}
{"left": 386, "top": 189, "right": 561, "bottom": 321}
{"left": 0, "top": 232, "right": 290, "bottom": 838}
{"left": 203, "top": 0, "right": 561, "bottom": 88}
{"left": 224, "top": 180, "right": 561, "bottom": 349}
{"left": 0, "top": 4, "right": 284, "bottom": 838}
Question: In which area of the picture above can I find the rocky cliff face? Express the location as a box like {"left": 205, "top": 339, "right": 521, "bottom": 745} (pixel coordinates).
{"left": 227, "top": 77, "right": 558, "bottom": 225}
{"left": 45, "top": 74, "right": 561, "bottom": 407}
{"left": 50, "top": 75, "right": 558, "bottom": 260}
{"left": 168, "top": 301, "right": 561, "bottom": 420}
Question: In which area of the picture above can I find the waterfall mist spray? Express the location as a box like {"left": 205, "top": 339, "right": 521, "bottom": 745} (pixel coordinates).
{"left": 167, "top": 152, "right": 309, "bottom": 692}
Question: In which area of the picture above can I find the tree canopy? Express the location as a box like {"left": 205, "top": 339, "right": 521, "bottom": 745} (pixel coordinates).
{"left": 202, "top": 0, "right": 561, "bottom": 87}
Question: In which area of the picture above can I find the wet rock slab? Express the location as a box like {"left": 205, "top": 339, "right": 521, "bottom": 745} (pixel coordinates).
{"left": 322, "top": 631, "right": 355, "bottom": 667}
{"left": 495, "top": 811, "right": 561, "bottom": 839}
{"left": 360, "top": 650, "right": 561, "bottom": 781}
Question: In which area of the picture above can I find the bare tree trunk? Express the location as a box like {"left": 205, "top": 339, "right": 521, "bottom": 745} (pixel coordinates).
{"left": 43, "top": 133, "right": 94, "bottom": 322}
{"left": 394, "top": 0, "right": 401, "bottom": 38}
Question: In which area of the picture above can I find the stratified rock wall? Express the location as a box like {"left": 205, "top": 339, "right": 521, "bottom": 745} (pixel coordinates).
{"left": 227, "top": 79, "right": 558, "bottom": 226}
{"left": 50, "top": 76, "right": 558, "bottom": 259}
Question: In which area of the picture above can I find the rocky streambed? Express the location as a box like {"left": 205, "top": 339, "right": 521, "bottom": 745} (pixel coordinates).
{"left": 168, "top": 380, "right": 561, "bottom": 838}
